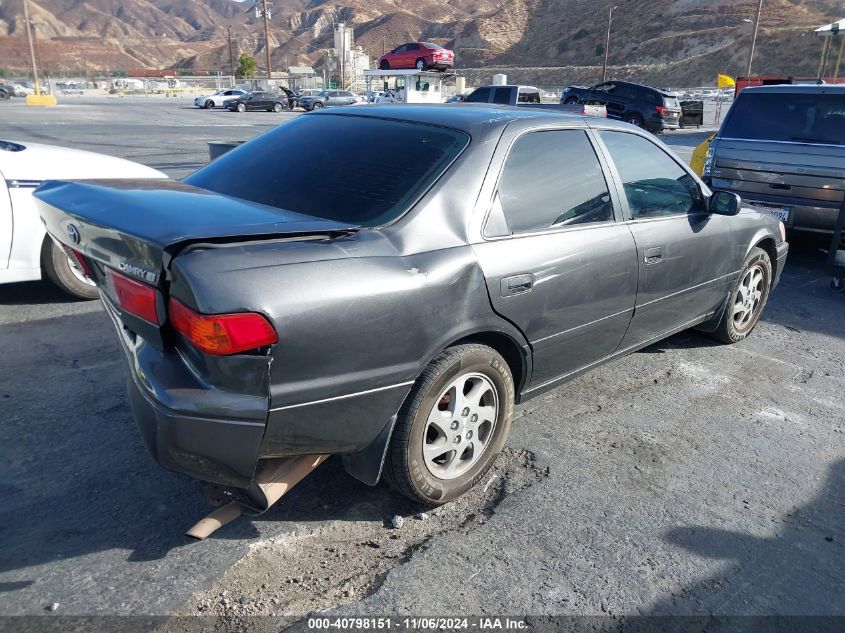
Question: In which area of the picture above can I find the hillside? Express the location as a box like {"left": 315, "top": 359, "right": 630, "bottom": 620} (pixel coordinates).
{"left": 0, "top": 0, "right": 841, "bottom": 86}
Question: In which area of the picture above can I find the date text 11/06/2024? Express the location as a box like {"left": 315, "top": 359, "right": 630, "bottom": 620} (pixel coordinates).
{"left": 307, "top": 617, "right": 528, "bottom": 630}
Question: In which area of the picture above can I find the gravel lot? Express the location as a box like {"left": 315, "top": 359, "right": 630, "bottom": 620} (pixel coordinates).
{"left": 0, "top": 97, "right": 841, "bottom": 626}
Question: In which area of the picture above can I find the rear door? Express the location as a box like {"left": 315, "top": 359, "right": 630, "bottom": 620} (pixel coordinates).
{"left": 595, "top": 129, "right": 735, "bottom": 347}
{"left": 403, "top": 43, "right": 421, "bottom": 67}
{"left": 491, "top": 86, "right": 514, "bottom": 105}
{"left": 472, "top": 126, "right": 638, "bottom": 394}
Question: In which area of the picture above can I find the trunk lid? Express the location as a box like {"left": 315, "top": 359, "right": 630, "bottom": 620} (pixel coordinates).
{"left": 35, "top": 178, "right": 357, "bottom": 286}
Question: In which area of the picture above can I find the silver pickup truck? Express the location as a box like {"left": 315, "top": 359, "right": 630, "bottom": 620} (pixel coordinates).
{"left": 704, "top": 84, "right": 844, "bottom": 235}
{"left": 463, "top": 84, "right": 607, "bottom": 118}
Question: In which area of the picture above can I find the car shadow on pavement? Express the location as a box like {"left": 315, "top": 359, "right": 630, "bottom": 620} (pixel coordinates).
{"left": 0, "top": 279, "right": 84, "bottom": 305}
{"left": 645, "top": 458, "right": 844, "bottom": 618}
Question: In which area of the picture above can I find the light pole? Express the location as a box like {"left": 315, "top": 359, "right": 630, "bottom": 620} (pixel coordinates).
{"left": 261, "top": 0, "right": 272, "bottom": 82}
{"left": 745, "top": 0, "right": 764, "bottom": 77}
{"left": 22, "top": 0, "right": 41, "bottom": 96}
{"left": 601, "top": 6, "right": 617, "bottom": 83}
{"left": 227, "top": 25, "right": 235, "bottom": 80}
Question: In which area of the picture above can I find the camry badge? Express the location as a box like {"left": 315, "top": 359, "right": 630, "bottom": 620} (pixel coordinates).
{"left": 66, "top": 223, "right": 81, "bottom": 245}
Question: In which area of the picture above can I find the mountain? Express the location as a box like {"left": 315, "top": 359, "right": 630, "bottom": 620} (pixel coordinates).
{"left": 0, "top": 0, "right": 841, "bottom": 86}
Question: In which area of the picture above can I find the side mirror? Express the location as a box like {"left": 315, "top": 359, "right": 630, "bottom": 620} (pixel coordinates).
{"left": 709, "top": 190, "right": 742, "bottom": 216}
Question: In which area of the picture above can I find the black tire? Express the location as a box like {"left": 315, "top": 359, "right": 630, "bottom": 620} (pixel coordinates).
{"left": 415, "top": 58, "right": 426, "bottom": 71}
{"left": 0, "top": 90, "right": 9, "bottom": 101}
{"left": 204, "top": 99, "right": 214, "bottom": 109}
{"left": 273, "top": 102, "right": 283, "bottom": 112}
{"left": 624, "top": 113, "right": 644, "bottom": 128}
{"left": 563, "top": 96, "right": 580, "bottom": 104}
{"left": 380, "top": 60, "right": 390, "bottom": 70}
{"left": 236, "top": 102, "right": 246, "bottom": 113}
{"left": 383, "top": 344, "right": 515, "bottom": 506}
{"left": 41, "top": 239, "right": 99, "bottom": 300}
{"left": 830, "top": 276, "right": 845, "bottom": 293}
{"left": 312, "top": 101, "right": 324, "bottom": 109}
{"left": 712, "top": 247, "right": 772, "bottom": 344}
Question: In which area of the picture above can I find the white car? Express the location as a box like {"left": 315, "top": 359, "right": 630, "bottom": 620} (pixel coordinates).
{"left": 13, "top": 82, "right": 35, "bottom": 97}
{"left": 194, "top": 89, "right": 248, "bottom": 109}
{"left": 0, "top": 140, "right": 166, "bottom": 298}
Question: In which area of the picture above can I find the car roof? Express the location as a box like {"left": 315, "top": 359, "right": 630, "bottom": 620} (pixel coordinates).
{"left": 611, "top": 80, "right": 673, "bottom": 95}
{"left": 305, "top": 104, "right": 627, "bottom": 136}
{"left": 741, "top": 84, "right": 845, "bottom": 94}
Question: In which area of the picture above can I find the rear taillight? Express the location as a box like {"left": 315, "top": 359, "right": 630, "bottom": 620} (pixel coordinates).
{"left": 105, "top": 268, "right": 160, "bottom": 324}
{"left": 168, "top": 298, "right": 277, "bottom": 356}
{"left": 655, "top": 105, "right": 667, "bottom": 117}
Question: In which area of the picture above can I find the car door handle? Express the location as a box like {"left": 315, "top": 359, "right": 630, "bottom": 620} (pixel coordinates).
{"left": 643, "top": 247, "right": 663, "bottom": 265}
{"left": 501, "top": 274, "right": 533, "bottom": 297}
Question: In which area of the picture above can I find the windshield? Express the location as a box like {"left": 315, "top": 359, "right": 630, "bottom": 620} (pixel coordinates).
{"left": 722, "top": 91, "right": 844, "bottom": 145}
{"left": 185, "top": 115, "right": 469, "bottom": 227}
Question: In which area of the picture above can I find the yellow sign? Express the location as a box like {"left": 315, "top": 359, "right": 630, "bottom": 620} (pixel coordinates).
{"left": 717, "top": 74, "right": 735, "bottom": 88}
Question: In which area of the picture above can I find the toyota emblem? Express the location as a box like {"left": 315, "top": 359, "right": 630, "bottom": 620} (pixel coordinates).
{"left": 66, "top": 223, "right": 81, "bottom": 245}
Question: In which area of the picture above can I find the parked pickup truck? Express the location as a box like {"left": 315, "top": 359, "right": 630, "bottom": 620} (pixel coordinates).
{"left": 463, "top": 84, "right": 607, "bottom": 118}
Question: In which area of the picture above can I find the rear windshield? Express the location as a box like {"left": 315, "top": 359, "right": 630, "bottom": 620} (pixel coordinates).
{"left": 185, "top": 115, "right": 468, "bottom": 227}
{"left": 722, "top": 91, "right": 845, "bottom": 145}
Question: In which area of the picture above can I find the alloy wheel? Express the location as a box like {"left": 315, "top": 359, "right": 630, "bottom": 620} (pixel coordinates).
{"left": 423, "top": 373, "right": 498, "bottom": 480}
{"left": 732, "top": 264, "right": 765, "bottom": 331}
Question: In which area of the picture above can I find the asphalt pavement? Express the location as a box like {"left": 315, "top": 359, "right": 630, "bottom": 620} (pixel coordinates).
{"left": 0, "top": 97, "right": 841, "bottom": 626}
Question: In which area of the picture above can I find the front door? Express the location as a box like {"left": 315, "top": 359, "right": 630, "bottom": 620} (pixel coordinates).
{"left": 594, "top": 129, "right": 735, "bottom": 348}
{"left": 472, "top": 127, "right": 638, "bottom": 394}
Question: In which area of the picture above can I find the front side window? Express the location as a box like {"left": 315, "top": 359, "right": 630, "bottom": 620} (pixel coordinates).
{"left": 495, "top": 130, "right": 614, "bottom": 234}
{"left": 599, "top": 130, "right": 702, "bottom": 219}
{"left": 466, "top": 87, "right": 491, "bottom": 103}
{"left": 186, "top": 115, "right": 468, "bottom": 227}
{"left": 594, "top": 83, "right": 615, "bottom": 94}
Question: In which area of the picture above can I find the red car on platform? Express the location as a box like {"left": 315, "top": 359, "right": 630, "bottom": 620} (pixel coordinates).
{"left": 378, "top": 42, "right": 454, "bottom": 71}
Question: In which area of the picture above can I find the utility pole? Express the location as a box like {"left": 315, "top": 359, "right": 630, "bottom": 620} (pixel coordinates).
{"left": 227, "top": 25, "right": 235, "bottom": 80}
{"left": 601, "top": 6, "right": 616, "bottom": 83}
{"left": 22, "top": 0, "right": 41, "bottom": 95}
{"left": 261, "top": 0, "right": 272, "bottom": 82}
{"left": 745, "top": 0, "right": 763, "bottom": 76}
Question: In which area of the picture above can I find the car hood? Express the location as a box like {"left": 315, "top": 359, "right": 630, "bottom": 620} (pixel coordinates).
{"left": 0, "top": 141, "right": 166, "bottom": 182}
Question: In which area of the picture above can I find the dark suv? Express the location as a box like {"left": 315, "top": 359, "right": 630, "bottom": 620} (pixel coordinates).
{"left": 561, "top": 81, "right": 681, "bottom": 132}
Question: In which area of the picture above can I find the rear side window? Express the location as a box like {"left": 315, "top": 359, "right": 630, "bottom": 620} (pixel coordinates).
{"left": 492, "top": 87, "right": 512, "bottom": 104}
{"left": 599, "top": 130, "right": 702, "bottom": 218}
{"left": 518, "top": 90, "right": 541, "bottom": 104}
{"left": 185, "top": 115, "right": 468, "bottom": 227}
{"left": 723, "top": 91, "right": 845, "bottom": 145}
{"left": 495, "top": 130, "right": 614, "bottom": 234}
{"left": 466, "top": 87, "right": 491, "bottom": 103}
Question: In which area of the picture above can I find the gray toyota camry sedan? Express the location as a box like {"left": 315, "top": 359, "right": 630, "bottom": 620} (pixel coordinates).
{"left": 36, "top": 105, "right": 788, "bottom": 508}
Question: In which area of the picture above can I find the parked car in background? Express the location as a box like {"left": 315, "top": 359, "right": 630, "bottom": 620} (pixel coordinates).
{"left": 561, "top": 80, "right": 681, "bottom": 132}
{"left": 298, "top": 90, "right": 358, "bottom": 110}
{"left": 445, "top": 93, "right": 467, "bottom": 103}
{"left": 13, "top": 81, "right": 35, "bottom": 96}
{"left": 704, "top": 84, "right": 845, "bottom": 235}
{"left": 278, "top": 87, "right": 298, "bottom": 109}
{"left": 463, "top": 84, "right": 607, "bottom": 117}
{"left": 0, "top": 84, "right": 16, "bottom": 100}
{"left": 194, "top": 89, "right": 248, "bottom": 109}
{"left": 0, "top": 140, "right": 166, "bottom": 298}
{"left": 378, "top": 42, "right": 454, "bottom": 71}
{"left": 37, "top": 106, "right": 786, "bottom": 509}
{"left": 226, "top": 91, "right": 291, "bottom": 112}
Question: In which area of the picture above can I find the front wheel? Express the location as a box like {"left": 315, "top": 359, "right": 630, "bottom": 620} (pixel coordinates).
{"left": 312, "top": 101, "right": 324, "bottom": 109}
{"left": 41, "top": 239, "right": 99, "bottom": 300}
{"left": 563, "top": 96, "right": 580, "bottom": 104}
{"left": 384, "top": 344, "right": 515, "bottom": 505}
{"left": 415, "top": 58, "right": 426, "bottom": 71}
{"left": 204, "top": 100, "right": 214, "bottom": 109}
{"left": 380, "top": 60, "right": 390, "bottom": 70}
{"left": 712, "top": 247, "right": 772, "bottom": 343}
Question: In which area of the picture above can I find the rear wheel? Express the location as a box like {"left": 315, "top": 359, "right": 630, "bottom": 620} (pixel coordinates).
{"left": 624, "top": 113, "right": 644, "bottom": 128}
{"left": 236, "top": 102, "right": 246, "bottom": 113}
{"left": 312, "top": 101, "right": 324, "bottom": 109}
{"left": 384, "top": 344, "right": 515, "bottom": 505}
{"left": 415, "top": 58, "right": 426, "bottom": 71}
{"left": 712, "top": 247, "right": 772, "bottom": 343}
{"left": 41, "top": 239, "right": 98, "bottom": 300}
{"left": 273, "top": 102, "right": 283, "bottom": 112}
{"left": 380, "top": 60, "right": 390, "bottom": 70}
{"left": 204, "top": 99, "right": 214, "bottom": 109}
